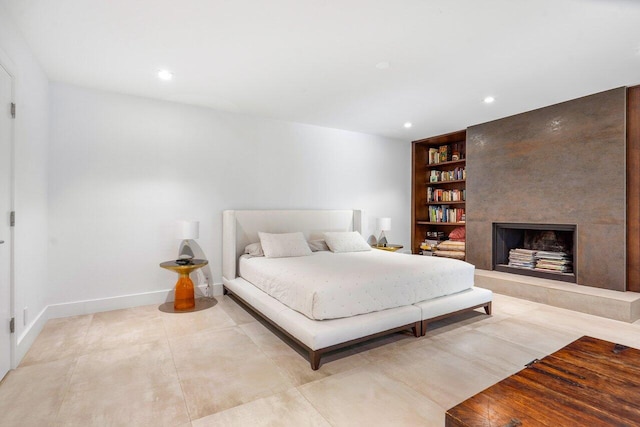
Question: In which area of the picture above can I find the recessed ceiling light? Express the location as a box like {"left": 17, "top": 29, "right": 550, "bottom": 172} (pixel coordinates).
{"left": 158, "top": 70, "right": 173, "bottom": 81}
{"left": 404, "top": 122, "right": 412, "bottom": 128}
{"left": 484, "top": 96, "right": 495, "bottom": 104}
{"left": 376, "top": 61, "right": 390, "bottom": 70}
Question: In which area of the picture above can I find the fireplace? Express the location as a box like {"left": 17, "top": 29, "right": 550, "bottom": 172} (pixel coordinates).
{"left": 493, "top": 223, "right": 577, "bottom": 283}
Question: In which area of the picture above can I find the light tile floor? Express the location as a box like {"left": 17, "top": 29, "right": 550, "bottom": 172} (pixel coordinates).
{"left": 2, "top": 292, "right": 640, "bottom": 426}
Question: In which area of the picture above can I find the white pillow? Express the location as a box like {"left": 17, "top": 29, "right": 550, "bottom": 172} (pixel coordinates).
{"left": 308, "top": 239, "right": 330, "bottom": 252}
{"left": 244, "top": 242, "right": 264, "bottom": 257}
{"left": 258, "top": 232, "right": 313, "bottom": 258}
{"left": 323, "top": 231, "right": 372, "bottom": 253}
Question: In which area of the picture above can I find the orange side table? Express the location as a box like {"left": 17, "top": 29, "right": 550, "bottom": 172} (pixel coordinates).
{"left": 160, "top": 259, "right": 208, "bottom": 311}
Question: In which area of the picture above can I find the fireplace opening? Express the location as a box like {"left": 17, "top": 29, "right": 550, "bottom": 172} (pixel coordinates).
{"left": 493, "top": 223, "right": 576, "bottom": 283}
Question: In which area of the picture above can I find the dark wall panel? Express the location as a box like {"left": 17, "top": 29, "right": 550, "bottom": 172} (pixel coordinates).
{"left": 466, "top": 87, "right": 627, "bottom": 291}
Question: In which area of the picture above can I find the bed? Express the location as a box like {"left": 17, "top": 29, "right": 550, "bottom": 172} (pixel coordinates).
{"left": 222, "top": 209, "right": 492, "bottom": 370}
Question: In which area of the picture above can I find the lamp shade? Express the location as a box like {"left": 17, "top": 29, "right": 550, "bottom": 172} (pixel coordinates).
{"left": 376, "top": 217, "right": 391, "bottom": 231}
{"left": 176, "top": 220, "right": 199, "bottom": 240}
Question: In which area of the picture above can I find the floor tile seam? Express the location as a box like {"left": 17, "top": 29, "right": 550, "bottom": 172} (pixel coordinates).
{"left": 441, "top": 352, "right": 525, "bottom": 383}
{"left": 164, "top": 322, "right": 244, "bottom": 347}
{"left": 369, "top": 348, "right": 505, "bottom": 403}
{"left": 217, "top": 298, "right": 259, "bottom": 325}
{"left": 472, "top": 317, "right": 579, "bottom": 353}
{"left": 389, "top": 376, "right": 448, "bottom": 415}
{"left": 513, "top": 310, "right": 614, "bottom": 336}
{"left": 77, "top": 335, "right": 170, "bottom": 358}
{"left": 235, "top": 323, "right": 303, "bottom": 389}
{"left": 353, "top": 363, "right": 451, "bottom": 418}
{"left": 164, "top": 334, "right": 193, "bottom": 423}
{"left": 74, "top": 313, "right": 97, "bottom": 357}
{"left": 187, "top": 387, "right": 334, "bottom": 427}
{"left": 66, "top": 337, "right": 182, "bottom": 394}
{"left": 14, "top": 353, "right": 81, "bottom": 373}
{"left": 20, "top": 314, "right": 94, "bottom": 367}
{"left": 433, "top": 328, "right": 546, "bottom": 368}
{"left": 468, "top": 303, "right": 516, "bottom": 327}
{"left": 294, "top": 385, "right": 337, "bottom": 427}
{"left": 53, "top": 357, "right": 81, "bottom": 423}
{"left": 426, "top": 346, "right": 519, "bottom": 376}
{"left": 484, "top": 312, "right": 583, "bottom": 333}
{"left": 358, "top": 348, "right": 393, "bottom": 364}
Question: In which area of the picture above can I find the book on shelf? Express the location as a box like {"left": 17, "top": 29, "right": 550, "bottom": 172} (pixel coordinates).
{"left": 439, "top": 145, "right": 450, "bottom": 162}
{"left": 426, "top": 167, "right": 465, "bottom": 183}
{"left": 428, "top": 206, "right": 465, "bottom": 223}
{"left": 426, "top": 143, "right": 466, "bottom": 166}
{"left": 428, "top": 148, "right": 439, "bottom": 165}
{"left": 427, "top": 187, "right": 466, "bottom": 203}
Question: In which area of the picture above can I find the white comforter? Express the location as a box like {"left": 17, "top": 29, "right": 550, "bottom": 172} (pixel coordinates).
{"left": 238, "top": 250, "right": 474, "bottom": 320}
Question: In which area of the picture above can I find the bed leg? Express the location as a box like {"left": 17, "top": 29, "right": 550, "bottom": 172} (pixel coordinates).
{"left": 412, "top": 322, "right": 421, "bottom": 338}
{"left": 420, "top": 320, "right": 428, "bottom": 337}
{"left": 310, "top": 351, "right": 321, "bottom": 370}
{"left": 484, "top": 302, "right": 492, "bottom": 315}
{"left": 223, "top": 286, "right": 229, "bottom": 296}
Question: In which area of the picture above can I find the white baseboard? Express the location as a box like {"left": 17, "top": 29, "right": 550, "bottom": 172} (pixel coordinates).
{"left": 14, "top": 282, "right": 224, "bottom": 367}
{"left": 47, "top": 283, "right": 224, "bottom": 318}
{"left": 211, "top": 282, "right": 224, "bottom": 296}
{"left": 16, "top": 306, "right": 49, "bottom": 365}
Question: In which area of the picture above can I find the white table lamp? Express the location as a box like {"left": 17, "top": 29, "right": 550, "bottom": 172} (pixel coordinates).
{"left": 376, "top": 217, "right": 391, "bottom": 246}
{"left": 176, "top": 220, "right": 199, "bottom": 260}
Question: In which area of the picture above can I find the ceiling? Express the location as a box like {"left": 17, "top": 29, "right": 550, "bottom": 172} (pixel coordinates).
{"left": 3, "top": 0, "right": 640, "bottom": 140}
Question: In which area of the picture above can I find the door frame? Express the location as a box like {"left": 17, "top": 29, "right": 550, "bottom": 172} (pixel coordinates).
{"left": 0, "top": 48, "right": 16, "bottom": 372}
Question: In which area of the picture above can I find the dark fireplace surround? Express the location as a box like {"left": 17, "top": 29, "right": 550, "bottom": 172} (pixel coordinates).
{"left": 493, "top": 223, "right": 577, "bottom": 283}
{"left": 465, "top": 87, "right": 627, "bottom": 291}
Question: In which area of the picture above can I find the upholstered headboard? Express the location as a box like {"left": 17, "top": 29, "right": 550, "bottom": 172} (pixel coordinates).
{"left": 222, "top": 210, "right": 362, "bottom": 280}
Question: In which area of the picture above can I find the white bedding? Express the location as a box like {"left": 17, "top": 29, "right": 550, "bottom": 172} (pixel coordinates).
{"left": 238, "top": 250, "right": 474, "bottom": 320}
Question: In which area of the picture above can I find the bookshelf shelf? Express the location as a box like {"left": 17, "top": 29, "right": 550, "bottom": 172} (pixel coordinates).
{"left": 425, "top": 159, "right": 466, "bottom": 169}
{"left": 416, "top": 221, "right": 466, "bottom": 226}
{"left": 424, "top": 179, "right": 466, "bottom": 186}
{"left": 426, "top": 201, "right": 466, "bottom": 206}
{"left": 411, "top": 130, "right": 467, "bottom": 256}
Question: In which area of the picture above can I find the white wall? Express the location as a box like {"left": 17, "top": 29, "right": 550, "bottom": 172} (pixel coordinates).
{"left": 0, "top": 5, "right": 50, "bottom": 352}
{"left": 48, "top": 83, "right": 411, "bottom": 304}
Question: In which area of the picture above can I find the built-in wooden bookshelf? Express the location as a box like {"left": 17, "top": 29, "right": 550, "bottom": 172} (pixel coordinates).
{"left": 411, "top": 130, "right": 466, "bottom": 255}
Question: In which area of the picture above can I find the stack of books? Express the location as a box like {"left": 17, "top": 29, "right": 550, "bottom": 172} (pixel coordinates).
{"left": 426, "top": 231, "right": 445, "bottom": 240}
{"left": 535, "top": 251, "right": 573, "bottom": 273}
{"left": 508, "top": 249, "right": 537, "bottom": 269}
{"left": 419, "top": 239, "right": 440, "bottom": 255}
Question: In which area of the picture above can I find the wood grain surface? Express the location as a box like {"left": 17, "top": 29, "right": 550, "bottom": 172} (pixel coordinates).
{"left": 627, "top": 85, "right": 640, "bottom": 292}
{"left": 445, "top": 336, "right": 640, "bottom": 427}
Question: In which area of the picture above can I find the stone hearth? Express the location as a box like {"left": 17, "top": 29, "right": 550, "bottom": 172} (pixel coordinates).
{"left": 476, "top": 270, "right": 640, "bottom": 322}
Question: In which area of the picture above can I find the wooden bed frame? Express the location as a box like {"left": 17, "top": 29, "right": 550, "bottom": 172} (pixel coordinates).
{"left": 224, "top": 288, "right": 421, "bottom": 370}
{"left": 222, "top": 209, "right": 492, "bottom": 369}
